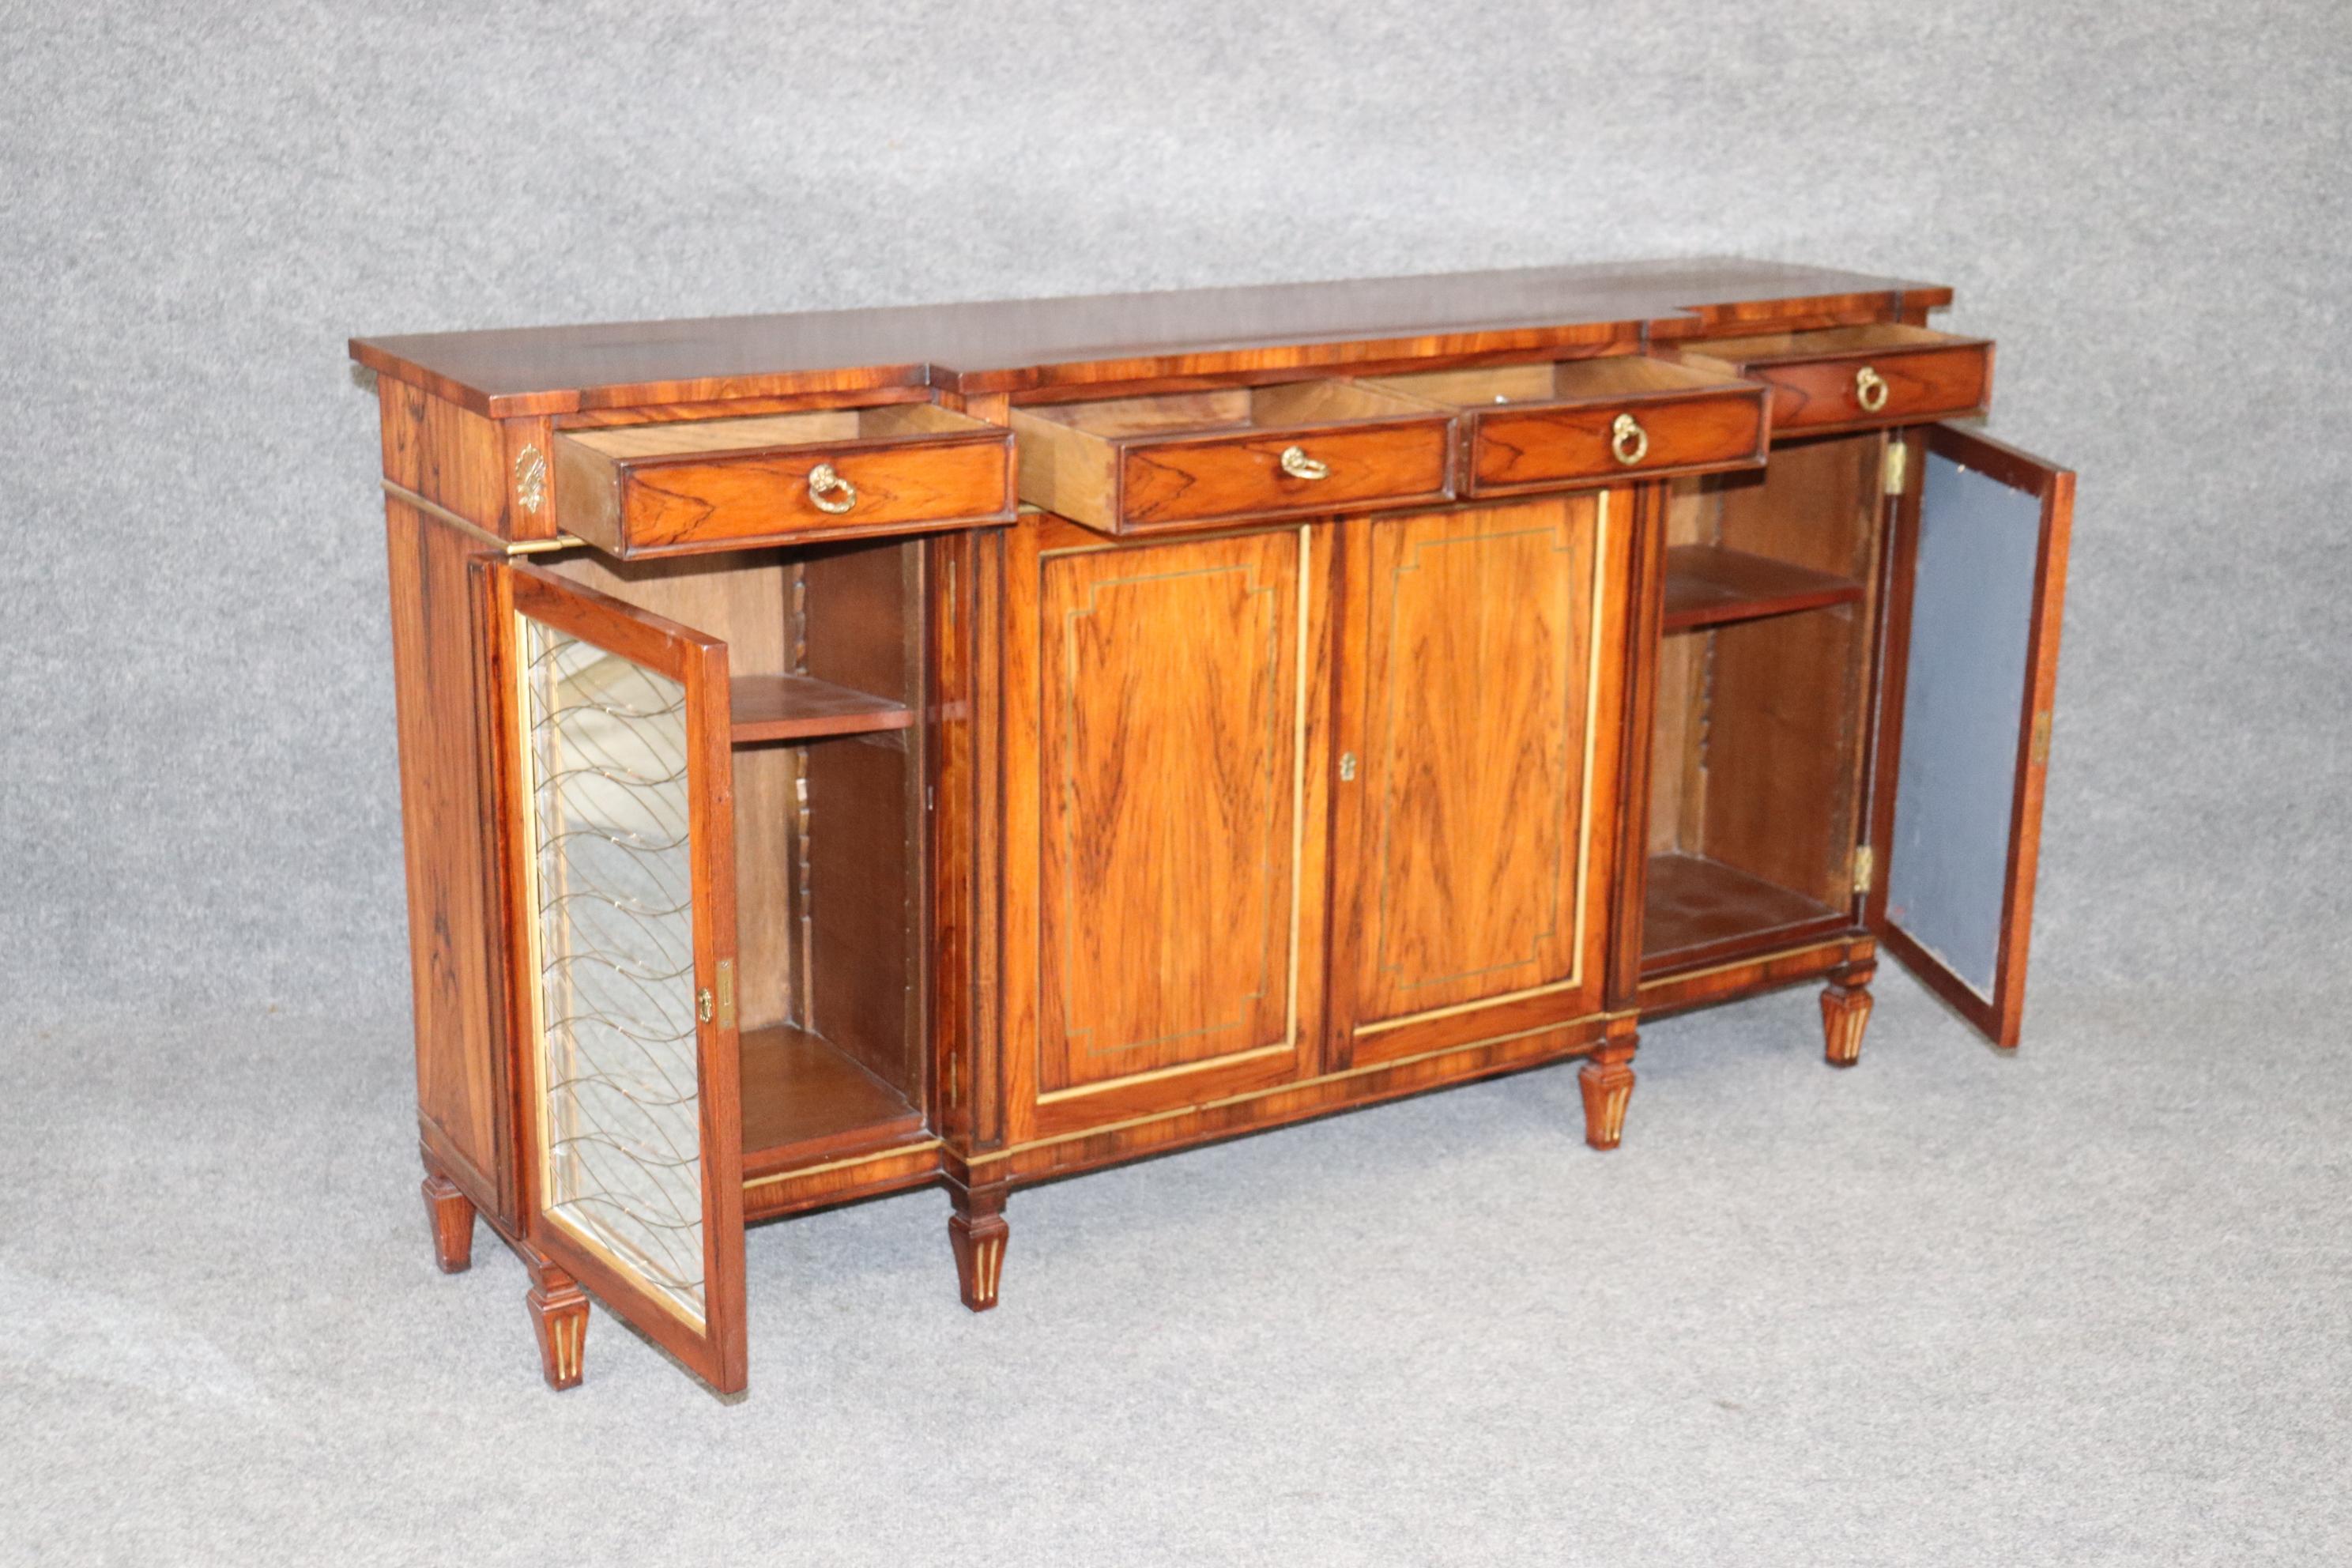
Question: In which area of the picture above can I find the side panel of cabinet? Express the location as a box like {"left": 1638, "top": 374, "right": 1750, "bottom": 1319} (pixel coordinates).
{"left": 383, "top": 496, "right": 516, "bottom": 1223}
{"left": 1330, "top": 493, "right": 1632, "bottom": 1064}
{"left": 1001, "top": 517, "right": 1336, "bottom": 1141}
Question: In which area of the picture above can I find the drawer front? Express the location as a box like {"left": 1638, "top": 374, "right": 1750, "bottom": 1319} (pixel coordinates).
{"left": 612, "top": 435, "right": 1013, "bottom": 552}
{"left": 1750, "top": 342, "right": 1990, "bottom": 433}
{"left": 1118, "top": 416, "right": 1453, "bottom": 532}
{"left": 1467, "top": 386, "right": 1766, "bottom": 493}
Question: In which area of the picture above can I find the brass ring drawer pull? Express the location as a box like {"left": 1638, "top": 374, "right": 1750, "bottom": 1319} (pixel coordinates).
{"left": 806, "top": 462, "right": 858, "bottom": 514}
{"left": 1854, "top": 365, "right": 1890, "bottom": 413}
{"left": 1610, "top": 413, "right": 1649, "bottom": 467}
{"left": 1279, "top": 444, "right": 1329, "bottom": 481}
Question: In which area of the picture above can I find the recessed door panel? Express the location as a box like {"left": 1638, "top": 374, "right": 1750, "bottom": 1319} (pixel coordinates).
{"left": 1336, "top": 495, "right": 1622, "bottom": 1053}
{"left": 1038, "top": 529, "right": 1303, "bottom": 1090}
{"left": 1001, "top": 517, "right": 1332, "bottom": 1138}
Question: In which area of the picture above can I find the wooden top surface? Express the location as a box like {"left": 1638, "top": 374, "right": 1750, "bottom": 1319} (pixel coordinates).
{"left": 349, "top": 257, "right": 1952, "bottom": 418}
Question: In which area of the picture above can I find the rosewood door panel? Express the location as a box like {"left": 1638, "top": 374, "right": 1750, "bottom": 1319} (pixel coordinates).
{"left": 1001, "top": 518, "right": 1335, "bottom": 1140}
{"left": 1332, "top": 495, "right": 1631, "bottom": 1063}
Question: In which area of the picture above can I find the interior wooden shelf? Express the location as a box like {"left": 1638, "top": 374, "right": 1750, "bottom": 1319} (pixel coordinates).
{"left": 1642, "top": 851, "right": 1845, "bottom": 967}
{"left": 740, "top": 1023, "right": 925, "bottom": 1170}
{"left": 729, "top": 673, "right": 912, "bottom": 744}
{"left": 1661, "top": 544, "right": 1864, "bottom": 632}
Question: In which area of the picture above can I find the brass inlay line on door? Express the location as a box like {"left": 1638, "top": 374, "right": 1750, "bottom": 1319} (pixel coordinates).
{"left": 1357, "top": 492, "right": 1611, "bottom": 1035}
{"left": 1035, "top": 526, "right": 1315, "bottom": 1104}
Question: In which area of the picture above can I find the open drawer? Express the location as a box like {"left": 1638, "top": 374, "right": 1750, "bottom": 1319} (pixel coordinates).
{"left": 1361, "top": 354, "right": 1769, "bottom": 495}
{"left": 553, "top": 403, "right": 1015, "bottom": 558}
{"left": 1011, "top": 380, "right": 1454, "bottom": 535}
{"left": 1672, "top": 325, "right": 1992, "bottom": 435}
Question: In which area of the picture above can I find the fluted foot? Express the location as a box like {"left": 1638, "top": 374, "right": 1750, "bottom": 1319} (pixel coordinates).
{"left": 1820, "top": 962, "right": 1876, "bottom": 1068}
{"left": 526, "top": 1259, "right": 589, "bottom": 1391}
{"left": 948, "top": 1185, "right": 1008, "bottom": 1312}
{"left": 1579, "top": 1033, "right": 1638, "bottom": 1151}
{"left": 421, "top": 1172, "right": 477, "bottom": 1274}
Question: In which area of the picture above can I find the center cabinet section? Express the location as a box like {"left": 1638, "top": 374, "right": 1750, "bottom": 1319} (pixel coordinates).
{"left": 998, "top": 518, "right": 1339, "bottom": 1140}
{"left": 996, "top": 488, "right": 1635, "bottom": 1145}
{"left": 1328, "top": 492, "right": 1634, "bottom": 1065}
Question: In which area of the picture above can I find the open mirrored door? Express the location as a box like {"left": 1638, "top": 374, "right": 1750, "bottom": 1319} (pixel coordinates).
{"left": 503, "top": 562, "right": 748, "bottom": 1392}
{"left": 1867, "top": 426, "right": 2074, "bottom": 1048}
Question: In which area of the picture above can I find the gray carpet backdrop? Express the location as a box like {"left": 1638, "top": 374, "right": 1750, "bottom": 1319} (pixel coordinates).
{"left": 2, "top": 2, "right": 2346, "bottom": 1564}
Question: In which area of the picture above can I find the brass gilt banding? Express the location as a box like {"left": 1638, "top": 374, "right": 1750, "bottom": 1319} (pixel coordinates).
{"left": 1609, "top": 412, "right": 1649, "bottom": 466}
{"left": 1278, "top": 444, "right": 1329, "bottom": 481}
{"left": 806, "top": 462, "right": 858, "bottom": 514}
{"left": 1854, "top": 364, "right": 1890, "bottom": 413}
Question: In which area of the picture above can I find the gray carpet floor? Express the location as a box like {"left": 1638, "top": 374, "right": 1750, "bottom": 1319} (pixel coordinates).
{"left": 3, "top": 965, "right": 2345, "bottom": 1566}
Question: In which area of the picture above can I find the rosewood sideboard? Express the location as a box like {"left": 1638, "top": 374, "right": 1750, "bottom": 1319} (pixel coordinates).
{"left": 349, "top": 258, "right": 2073, "bottom": 1395}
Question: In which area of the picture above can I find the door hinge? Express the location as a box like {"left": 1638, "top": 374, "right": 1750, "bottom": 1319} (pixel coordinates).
{"left": 2030, "top": 710, "right": 2054, "bottom": 768}
{"left": 1883, "top": 440, "right": 1909, "bottom": 496}
{"left": 1338, "top": 752, "right": 1358, "bottom": 782}
{"left": 1853, "top": 844, "right": 1875, "bottom": 895}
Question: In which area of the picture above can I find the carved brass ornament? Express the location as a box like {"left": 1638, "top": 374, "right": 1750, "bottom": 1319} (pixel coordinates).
{"left": 1279, "top": 444, "right": 1329, "bottom": 481}
{"left": 1609, "top": 413, "right": 1649, "bottom": 467}
{"left": 1854, "top": 365, "right": 1890, "bottom": 413}
{"left": 807, "top": 462, "right": 858, "bottom": 514}
{"left": 513, "top": 443, "right": 548, "bottom": 514}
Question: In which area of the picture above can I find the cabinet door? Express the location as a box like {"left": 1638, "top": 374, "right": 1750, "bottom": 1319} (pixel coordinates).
{"left": 501, "top": 564, "right": 748, "bottom": 1393}
{"left": 1001, "top": 518, "right": 1336, "bottom": 1140}
{"left": 1867, "top": 426, "right": 2075, "bottom": 1048}
{"left": 1330, "top": 493, "right": 1631, "bottom": 1064}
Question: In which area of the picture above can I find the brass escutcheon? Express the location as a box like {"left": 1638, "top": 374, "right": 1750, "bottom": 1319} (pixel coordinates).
{"left": 1854, "top": 365, "right": 1890, "bottom": 413}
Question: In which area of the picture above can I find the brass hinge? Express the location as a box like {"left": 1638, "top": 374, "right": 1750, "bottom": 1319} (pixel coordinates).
{"left": 1339, "top": 752, "right": 1358, "bottom": 782}
{"left": 1853, "top": 844, "right": 1875, "bottom": 894}
{"left": 1883, "top": 440, "right": 1909, "bottom": 496}
{"left": 2030, "top": 710, "right": 2054, "bottom": 768}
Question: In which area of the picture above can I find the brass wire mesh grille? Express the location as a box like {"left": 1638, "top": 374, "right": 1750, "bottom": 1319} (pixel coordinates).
{"left": 522, "top": 617, "right": 707, "bottom": 1325}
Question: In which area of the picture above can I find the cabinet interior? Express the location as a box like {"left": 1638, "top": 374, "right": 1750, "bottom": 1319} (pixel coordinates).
{"left": 1645, "top": 431, "right": 1886, "bottom": 969}
{"left": 1363, "top": 352, "right": 1738, "bottom": 408}
{"left": 542, "top": 537, "right": 929, "bottom": 1170}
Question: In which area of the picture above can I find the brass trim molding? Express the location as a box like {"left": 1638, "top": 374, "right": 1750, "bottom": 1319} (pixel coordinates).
{"left": 379, "top": 479, "right": 580, "bottom": 554}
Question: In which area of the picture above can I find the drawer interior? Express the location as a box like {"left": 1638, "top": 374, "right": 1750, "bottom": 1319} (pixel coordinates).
{"left": 1676, "top": 322, "right": 1970, "bottom": 367}
{"left": 1018, "top": 378, "right": 1434, "bottom": 441}
{"left": 560, "top": 401, "right": 992, "bottom": 464}
{"left": 1364, "top": 353, "right": 1747, "bottom": 409}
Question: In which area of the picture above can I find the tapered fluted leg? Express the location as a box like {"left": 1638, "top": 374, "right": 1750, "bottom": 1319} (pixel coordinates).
{"left": 948, "top": 1183, "right": 1009, "bottom": 1312}
{"left": 1579, "top": 1023, "right": 1638, "bottom": 1151}
{"left": 525, "top": 1253, "right": 589, "bottom": 1391}
{"left": 420, "top": 1171, "right": 477, "bottom": 1274}
{"left": 1820, "top": 960, "right": 1876, "bottom": 1068}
